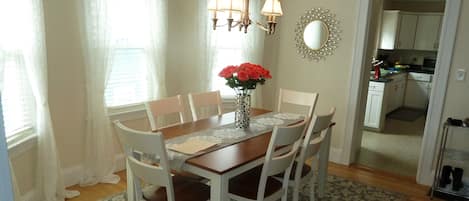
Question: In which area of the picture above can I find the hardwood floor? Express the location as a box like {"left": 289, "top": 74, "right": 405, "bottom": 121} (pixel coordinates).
{"left": 66, "top": 163, "right": 437, "bottom": 201}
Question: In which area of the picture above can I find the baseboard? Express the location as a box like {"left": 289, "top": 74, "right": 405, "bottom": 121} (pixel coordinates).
{"left": 329, "top": 147, "right": 343, "bottom": 164}
{"left": 63, "top": 153, "right": 126, "bottom": 187}
{"left": 21, "top": 189, "right": 37, "bottom": 201}
{"left": 417, "top": 169, "right": 435, "bottom": 186}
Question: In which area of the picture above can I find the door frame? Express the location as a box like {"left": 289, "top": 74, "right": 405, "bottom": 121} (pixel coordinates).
{"left": 343, "top": 0, "right": 461, "bottom": 185}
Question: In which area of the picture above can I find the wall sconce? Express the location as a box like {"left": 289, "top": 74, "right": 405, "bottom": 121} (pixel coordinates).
{"left": 208, "top": 0, "right": 283, "bottom": 35}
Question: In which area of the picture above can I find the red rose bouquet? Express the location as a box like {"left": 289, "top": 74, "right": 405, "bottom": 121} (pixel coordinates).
{"left": 218, "top": 63, "right": 272, "bottom": 95}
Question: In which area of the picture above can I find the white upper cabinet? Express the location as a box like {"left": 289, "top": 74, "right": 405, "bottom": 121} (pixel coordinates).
{"left": 414, "top": 14, "right": 443, "bottom": 51}
{"left": 397, "top": 14, "right": 418, "bottom": 49}
{"left": 379, "top": 11, "right": 400, "bottom": 50}
{"left": 379, "top": 11, "right": 442, "bottom": 51}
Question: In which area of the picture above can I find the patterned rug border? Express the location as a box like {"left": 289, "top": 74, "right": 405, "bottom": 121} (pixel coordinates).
{"left": 100, "top": 174, "right": 408, "bottom": 201}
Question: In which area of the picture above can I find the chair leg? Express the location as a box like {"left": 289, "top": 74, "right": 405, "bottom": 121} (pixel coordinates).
{"left": 309, "top": 174, "right": 315, "bottom": 201}
{"left": 134, "top": 175, "right": 143, "bottom": 200}
{"left": 293, "top": 179, "right": 301, "bottom": 201}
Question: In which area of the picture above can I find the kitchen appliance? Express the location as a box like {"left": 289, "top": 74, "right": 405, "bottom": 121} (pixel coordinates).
{"left": 423, "top": 57, "right": 437, "bottom": 71}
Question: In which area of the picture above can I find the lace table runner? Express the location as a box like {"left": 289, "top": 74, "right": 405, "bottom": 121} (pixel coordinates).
{"left": 165, "top": 112, "right": 304, "bottom": 171}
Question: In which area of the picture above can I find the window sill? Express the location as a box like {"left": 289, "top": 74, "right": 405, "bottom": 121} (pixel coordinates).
{"left": 7, "top": 134, "right": 37, "bottom": 159}
{"left": 108, "top": 102, "right": 147, "bottom": 121}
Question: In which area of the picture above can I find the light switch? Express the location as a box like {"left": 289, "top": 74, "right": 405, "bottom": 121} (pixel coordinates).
{"left": 456, "top": 69, "right": 466, "bottom": 81}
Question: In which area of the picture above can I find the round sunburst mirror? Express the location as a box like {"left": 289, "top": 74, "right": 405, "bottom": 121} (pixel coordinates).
{"left": 295, "top": 8, "right": 341, "bottom": 61}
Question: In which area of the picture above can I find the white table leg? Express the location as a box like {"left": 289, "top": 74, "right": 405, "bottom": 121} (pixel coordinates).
{"left": 210, "top": 175, "right": 229, "bottom": 201}
{"left": 318, "top": 128, "right": 332, "bottom": 198}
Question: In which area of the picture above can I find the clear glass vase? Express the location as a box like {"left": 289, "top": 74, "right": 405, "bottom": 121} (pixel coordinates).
{"left": 235, "top": 93, "right": 251, "bottom": 129}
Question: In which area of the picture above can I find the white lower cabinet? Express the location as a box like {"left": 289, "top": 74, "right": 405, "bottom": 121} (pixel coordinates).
{"left": 386, "top": 74, "right": 407, "bottom": 113}
{"left": 364, "top": 82, "right": 386, "bottom": 131}
{"left": 404, "top": 72, "right": 432, "bottom": 109}
{"left": 404, "top": 80, "right": 430, "bottom": 109}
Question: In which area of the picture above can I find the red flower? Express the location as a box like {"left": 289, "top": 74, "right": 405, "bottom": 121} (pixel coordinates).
{"left": 237, "top": 70, "right": 249, "bottom": 81}
{"left": 218, "top": 65, "right": 237, "bottom": 78}
{"left": 219, "top": 62, "right": 271, "bottom": 90}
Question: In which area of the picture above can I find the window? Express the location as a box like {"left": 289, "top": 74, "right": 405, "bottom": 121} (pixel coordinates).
{"left": 1, "top": 54, "right": 36, "bottom": 139}
{"left": 104, "top": 0, "right": 152, "bottom": 107}
{"left": 0, "top": 0, "right": 37, "bottom": 141}
{"left": 210, "top": 29, "right": 244, "bottom": 98}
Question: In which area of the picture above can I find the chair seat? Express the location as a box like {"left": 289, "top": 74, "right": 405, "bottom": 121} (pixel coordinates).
{"left": 145, "top": 175, "right": 210, "bottom": 201}
{"left": 275, "top": 161, "right": 311, "bottom": 180}
{"left": 229, "top": 166, "right": 283, "bottom": 200}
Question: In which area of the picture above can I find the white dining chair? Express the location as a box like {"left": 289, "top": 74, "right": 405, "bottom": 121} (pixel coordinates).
{"left": 228, "top": 121, "right": 307, "bottom": 201}
{"left": 287, "top": 107, "right": 336, "bottom": 201}
{"left": 188, "top": 90, "right": 223, "bottom": 121}
{"left": 113, "top": 121, "right": 210, "bottom": 201}
{"left": 145, "top": 95, "right": 186, "bottom": 131}
{"left": 277, "top": 88, "right": 319, "bottom": 118}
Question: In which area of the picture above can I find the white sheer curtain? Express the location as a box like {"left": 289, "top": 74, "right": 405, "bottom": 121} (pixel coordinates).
{"left": 79, "top": 0, "right": 120, "bottom": 186}
{"left": 241, "top": 0, "right": 266, "bottom": 108}
{"left": 146, "top": 0, "right": 168, "bottom": 99}
{"left": 198, "top": 0, "right": 215, "bottom": 92}
{"left": 80, "top": 0, "right": 120, "bottom": 186}
{"left": 203, "top": 0, "right": 266, "bottom": 105}
{"left": 79, "top": 0, "right": 168, "bottom": 186}
{"left": 0, "top": 0, "right": 79, "bottom": 200}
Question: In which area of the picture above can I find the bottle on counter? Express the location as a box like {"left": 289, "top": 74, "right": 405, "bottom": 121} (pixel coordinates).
{"left": 372, "top": 60, "right": 383, "bottom": 80}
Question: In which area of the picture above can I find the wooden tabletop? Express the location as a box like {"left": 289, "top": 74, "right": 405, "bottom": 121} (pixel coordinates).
{"left": 159, "top": 108, "right": 273, "bottom": 174}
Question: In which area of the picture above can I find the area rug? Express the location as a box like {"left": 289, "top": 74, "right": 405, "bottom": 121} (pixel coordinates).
{"left": 100, "top": 175, "right": 407, "bottom": 201}
{"left": 387, "top": 107, "right": 425, "bottom": 122}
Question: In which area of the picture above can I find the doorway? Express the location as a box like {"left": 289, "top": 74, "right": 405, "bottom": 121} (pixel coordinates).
{"left": 357, "top": 0, "right": 445, "bottom": 178}
{"left": 343, "top": 0, "right": 461, "bottom": 185}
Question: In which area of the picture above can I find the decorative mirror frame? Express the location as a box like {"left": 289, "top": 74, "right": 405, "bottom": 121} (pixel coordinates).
{"left": 295, "top": 8, "right": 341, "bottom": 61}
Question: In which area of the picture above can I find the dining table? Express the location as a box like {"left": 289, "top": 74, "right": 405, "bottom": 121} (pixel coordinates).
{"left": 127, "top": 108, "right": 332, "bottom": 201}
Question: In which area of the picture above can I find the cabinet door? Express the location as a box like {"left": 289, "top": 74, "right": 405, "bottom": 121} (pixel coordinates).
{"left": 397, "top": 79, "right": 407, "bottom": 108}
{"left": 397, "top": 14, "right": 418, "bottom": 49}
{"left": 387, "top": 82, "right": 399, "bottom": 113}
{"left": 404, "top": 80, "right": 429, "bottom": 109}
{"left": 414, "top": 14, "right": 442, "bottom": 51}
{"left": 379, "top": 11, "right": 400, "bottom": 50}
{"left": 364, "top": 90, "right": 384, "bottom": 129}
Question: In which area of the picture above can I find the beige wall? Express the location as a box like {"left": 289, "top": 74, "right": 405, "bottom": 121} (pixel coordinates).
{"left": 442, "top": 1, "right": 469, "bottom": 145}
{"left": 262, "top": 0, "right": 359, "bottom": 151}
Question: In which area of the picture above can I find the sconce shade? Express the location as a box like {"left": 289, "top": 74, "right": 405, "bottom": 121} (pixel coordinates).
{"left": 261, "top": 0, "right": 283, "bottom": 16}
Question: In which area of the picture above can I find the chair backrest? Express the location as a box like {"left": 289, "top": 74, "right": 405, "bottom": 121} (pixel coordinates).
{"left": 113, "top": 121, "right": 175, "bottom": 201}
{"left": 188, "top": 90, "right": 223, "bottom": 121}
{"left": 257, "top": 121, "right": 307, "bottom": 200}
{"left": 145, "top": 95, "right": 186, "bottom": 131}
{"left": 277, "top": 88, "right": 319, "bottom": 118}
{"left": 297, "top": 107, "right": 336, "bottom": 171}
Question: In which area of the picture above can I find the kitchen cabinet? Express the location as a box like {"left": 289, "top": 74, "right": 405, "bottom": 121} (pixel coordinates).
{"left": 397, "top": 14, "right": 418, "bottom": 49}
{"left": 364, "top": 82, "right": 386, "bottom": 131}
{"left": 379, "top": 11, "right": 417, "bottom": 50}
{"left": 404, "top": 72, "right": 433, "bottom": 109}
{"left": 386, "top": 73, "right": 407, "bottom": 113}
{"left": 414, "top": 13, "right": 443, "bottom": 51}
{"left": 379, "top": 11, "right": 442, "bottom": 51}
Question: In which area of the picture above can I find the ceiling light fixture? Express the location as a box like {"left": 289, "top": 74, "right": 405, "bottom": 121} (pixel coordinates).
{"left": 208, "top": 0, "right": 283, "bottom": 35}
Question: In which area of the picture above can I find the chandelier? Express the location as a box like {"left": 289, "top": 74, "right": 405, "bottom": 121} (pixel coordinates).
{"left": 208, "top": 0, "right": 283, "bottom": 35}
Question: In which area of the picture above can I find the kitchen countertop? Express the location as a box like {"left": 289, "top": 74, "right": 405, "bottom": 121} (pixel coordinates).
{"left": 369, "top": 67, "right": 434, "bottom": 82}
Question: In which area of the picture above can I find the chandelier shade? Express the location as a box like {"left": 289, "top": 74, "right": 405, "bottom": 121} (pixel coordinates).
{"left": 261, "top": 0, "right": 283, "bottom": 16}
{"left": 208, "top": 0, "right": 283, "bottom": 34}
